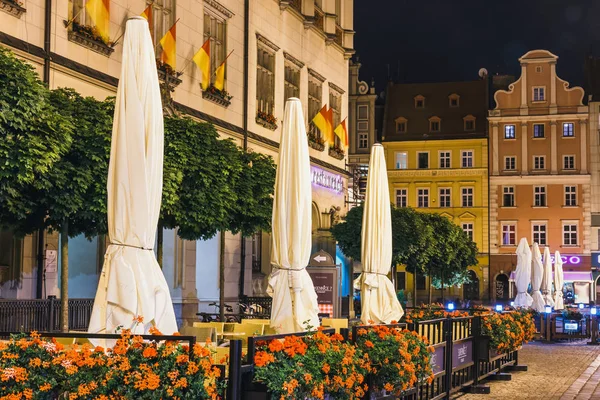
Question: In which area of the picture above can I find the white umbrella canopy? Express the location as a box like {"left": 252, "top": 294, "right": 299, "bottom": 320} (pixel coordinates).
{"left": 541, "top": 246, "right": 554, "bottom": 307}
{"left": 353, "top": 144, "right": 404, "bottom": 324}
{"left": 554, "top": 250, "right": 565, "bottom": 310}
{"left": 514, "top": 238, "right": 533, "bottom": 308}
{"left": 530, "top": 242, "right": 545, "bottom": 312}
{"left": 88, "top": 17, "right": 177, "bottom": 338}
{"left": 266, "top": 98, "right": 320, "bottom": 334}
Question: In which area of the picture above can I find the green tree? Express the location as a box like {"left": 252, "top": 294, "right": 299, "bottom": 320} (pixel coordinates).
{"left": 0, "top": 47, "right": 72, "bottom": 234}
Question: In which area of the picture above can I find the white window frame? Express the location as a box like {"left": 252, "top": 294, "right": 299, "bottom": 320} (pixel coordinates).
{"left": 533, "top": 186, "right": 547, "bottom": 207}
{"left": 417, "top": 151, "right": 429, "bottom": 169}
{"left": 563, "top": 155, "right": 576, "bottom": 170}
{"left": 439, "top": 187, "right": 452, "bottom": 208}
{"left": 395, "top": 152, "right": 408, "bottom": 169}
{"left": 532, "top": 86, "right": 546, "bottom": 102}
{"left": 256, "top": 43, "right": 276, "bottom": 115}
{"left": 461, "top": 222, "right": 474, "bottom": 241}
{"left": 461, "top": 187, "right": 474, "bottom": 207}
{"left": 501, "top": 223, "right": 517, "bottom": 246}
{"left": 396, "top": 188, "right": 407, "bottom": 208}
{"left": 502, "top": 186, "right": 515, "bottom": 207}
{"left": 562, "top": 222, "right": 578, "bottom": 246}
{"left": 417, "top": 188, "right": 429, "bottom": 208}
{"left": 533, "top": 123, "right": 545, "bottom": 138}
{"left": 532, "top": 222, "right": 547, "bottom": 246}
{"left": 439, "top": 150, "right": 451, "bottom": 169}
{"left": 563, "top": 122, "right": 575, "bottom": 137}
{"left": 564, "top": 185, "right": 577, "bottom": 207}
{"left": 504, "top": 156, "right": 516, "bottom": 171}
{"left": 533, "top": 155, "right": 545, "bottom": 170}
{"left": 461, "top": 150, "right": 474, "bottom": 168}
{"left": 504, "top": 124, "right": 516, "bottom": 139}
{"left": 358, "top": 133, "right": 368, "bottom": 149}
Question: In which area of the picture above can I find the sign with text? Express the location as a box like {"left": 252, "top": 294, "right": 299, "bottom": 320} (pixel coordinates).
{"left": 564, "top": 322, "right": 579, "bottom": 331}
{"left": 45, "top": 250, "right": 58, "bottom": 273}
{"left": 310, "top": 271, "right": 335, "bottom": 305}
{"left": 311, "top": 166, "right": 344, "bottom": 194}
{"left": 430, "top": 345, "right": 445, "bottom": 375}
{"left": 542, "top": 254, "right": 583, "bottom": 266}
{"left": 452, "top": 340, "right": 473, "bottom": 369}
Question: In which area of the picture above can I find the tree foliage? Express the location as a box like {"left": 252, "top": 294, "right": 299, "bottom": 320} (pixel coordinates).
{"left": 0, "top": 47, "right": 72, "bottom": 234}
{"left": 331, "top": 205, "right": 477, "bottom": 287}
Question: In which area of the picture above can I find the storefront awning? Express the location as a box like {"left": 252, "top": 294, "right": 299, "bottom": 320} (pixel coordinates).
{"left": 509, "top": 271, "right": 593, "bottom": 283}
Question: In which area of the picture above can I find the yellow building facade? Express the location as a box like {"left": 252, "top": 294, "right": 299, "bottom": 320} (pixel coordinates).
{"left": 381, "top": 79, "right": 490, "bottom": 303}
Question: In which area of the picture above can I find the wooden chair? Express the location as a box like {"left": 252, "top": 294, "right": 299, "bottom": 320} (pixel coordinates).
{"left": 193, "top": 321, "right": 224, "bottom": 336}
{"left": 232, "top": 323, "right": 265, "bottom": 347}
{"left": 180, "top": 325, "right": 217, "bottom": 344}
{"left": 321, "top": 318, "right": 348, "bottom": 333}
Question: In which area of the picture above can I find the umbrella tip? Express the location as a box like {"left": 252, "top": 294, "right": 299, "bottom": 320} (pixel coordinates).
{"left": 128, "top": 16, "right": 146, "bottom": 21}
{"left": 286, "top": 97, "right": 301, "bottom": 103}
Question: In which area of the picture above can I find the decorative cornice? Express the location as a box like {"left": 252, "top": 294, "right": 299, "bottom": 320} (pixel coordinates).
{"left": 0, "top": 0, "right": 25, "bottom": 18}
{"left": 204, "top": 0, "right": 234, "bottom": 18}
{"left": 256, "top": 33, "right": 280, "bottom": 52}
{"left": 489, "top": 174, "right": 591, "bottom": 185}
{"left": 283, "top": 51, "right": 304, "bottom": 69}
{"left": 388, "top": 168, "right": 487, "bottom": 178}
{"left": 328, "top": 81, "right": 345, "bottom": 95}
{"left": 308, "top": 68, "right": 326, "bottom": 83}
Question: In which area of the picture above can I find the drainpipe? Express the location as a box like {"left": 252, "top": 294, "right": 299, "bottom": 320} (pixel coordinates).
{"left": 37, "top": 0, "right": 52, "bottom": 299}
{"left": 238, "top": 0, "right": 250, "bottom": 300}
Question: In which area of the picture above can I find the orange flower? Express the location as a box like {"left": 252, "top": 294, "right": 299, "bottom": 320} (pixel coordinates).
{"left": 132, "top": 315, "right": 144, "bottom": 324}
{"left": 142, "top": 347, "right": 158, "bottom": 358}
{"left": 268, "top": 339, "right": 284, "bottom": 352}
{"left": 364, "top": 340, "right": 374, "bottom": 348}
{"left": 322, "top": 363, "right": 330, "bottom": 374}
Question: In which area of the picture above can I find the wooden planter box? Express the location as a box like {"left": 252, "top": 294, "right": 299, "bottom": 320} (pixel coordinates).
{"left": 256, "top": 117, "right": 277, "bottom": 131}
{"left": 476, "top": 336, "right": 516, "bottom": 362}
{"left": 308, "top": 139, "right": 325, "bottom": 151}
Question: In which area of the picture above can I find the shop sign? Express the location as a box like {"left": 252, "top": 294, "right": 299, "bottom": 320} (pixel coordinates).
{"left": 311, "top": 166, "right": 344, "bottom": 194}
{"left": 592, "top": 252, "right": 600, "bottom": 268}
{"left": 430, "top": 345, "right": 445, "bottom": 375}
{"left": 452, "top": 340, "right": 472, "bottom": 369}
{"left": 564, "top": 322, "right": 579, "bottom": 331}
{"left": 542, "top": 254, "right": 582, "bottom": 266}
{"left": 309, "top": 271, "right": 335, "bottom": 305}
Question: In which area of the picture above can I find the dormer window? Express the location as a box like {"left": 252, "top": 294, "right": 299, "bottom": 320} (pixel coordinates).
{"left": 429, "top": 116, "right": 441, "bottom": 132}
{"left": 463, "top": 115, "right": 476, "bottom": 132}
{"left": 395, "top": 116, "right": 407, "bottom": 133}
{"left": 414, "top": 95, "right": 425, "bottom": 109}
{"left": 449, "top": 93, "right": 460, "bottom": 107}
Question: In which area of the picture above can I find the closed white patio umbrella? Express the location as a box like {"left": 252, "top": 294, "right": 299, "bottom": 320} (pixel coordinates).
{"left": 530, "top": 242, "right": 545, "bottom": 312}
{"left": 88, "top": 17, "right": 177, "bottom": 339}
{"left": 514, "top": 238, "right": 533, "bottom": 308}
{"left": 541, "top": 246, "right": 554, "bottom": 307}
{"left": 554, "top": 250, "right": 565, "bottom": 310}
{"left": 354, "top": 144, "right": 403, "bottom": 324}
{"left": 266, "top": 98, "right": 320, "bottom": 334}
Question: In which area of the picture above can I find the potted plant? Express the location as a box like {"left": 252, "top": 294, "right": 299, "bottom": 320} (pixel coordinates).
{"left": 202, "top": 84, "right": 233, "bottom": 106}
{"left": 307, "top": 130, "right": 325, "bottom": 151}
{"left": 478, "top": 310, "right": 533, "bottom": 361}
{"left": 328, "top": 142, "right": 345, "bottom": 160}
{"left": 256, "top": 111, "right": 278, "bottom": 130}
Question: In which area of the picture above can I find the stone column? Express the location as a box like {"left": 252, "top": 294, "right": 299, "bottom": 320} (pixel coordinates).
{"left": 550, "top": 121, "right": 558, "bottom": 174}
{"left": 521, "top": 122, "right": 528, "bottom": 174}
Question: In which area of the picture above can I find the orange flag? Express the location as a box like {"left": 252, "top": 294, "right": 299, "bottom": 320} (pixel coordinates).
{"left": 193, "top": 39, "right": 211, "bottom": 90}
{"left": 141, "top": 4, "right": 153, "bottom": 42}
{"left": 160, "top": 22, "right": 177, "bottom": 69}
{"left": 325, "top": 107, "right": 334, "bottom": 144}
{"left": 85, "top": 0, "right": 110, "bottom": 41}
{"left": 334, "top": 119, "right": 348, "bottom": 147}
{"left": 312, "top": 104, "right": 329, "bottom": 139}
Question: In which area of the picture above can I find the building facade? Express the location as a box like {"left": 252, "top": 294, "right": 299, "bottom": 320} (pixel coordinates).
{"left": 0, "top": 0, "right": 354, "bottom": 323}
{"left": 489, "top": 50, "right": 591, "bottom": 303}
{"left": 381, "top": 78, "right": 490, "bottom": 303}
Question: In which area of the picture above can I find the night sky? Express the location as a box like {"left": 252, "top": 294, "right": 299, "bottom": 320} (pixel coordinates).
{"left": 354, "top": 0, "right": 600, "bottom": 93}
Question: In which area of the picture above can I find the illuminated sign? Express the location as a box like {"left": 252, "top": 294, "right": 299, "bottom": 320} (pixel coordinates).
{"left": 541, "top": 255, "right": 582, "bottom": 265}
{"left": 564, "top": 322, "right": 579, "bottom": 331}
{"left": 311, "top": 167, "right": 344, "bottom": 194}
{"left": 593, "top": 252, "right": 600, "bottom": 268}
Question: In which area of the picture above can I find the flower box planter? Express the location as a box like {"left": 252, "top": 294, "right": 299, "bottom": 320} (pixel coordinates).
{"left": 476, "top": 335, "right": 519, "bottom": 362}
{"left": 328, "top": 147, "right": 345, "bottom": 160}
{"left": 256, "top": 116, "right": 277, "bottom": 131}
{"left": 308, "top": 139, "right": 325, "bottom": 151}
{"left": 202, "top": 88, "right": 231, "bottom": 107}
{"left": 65, "top": 22, "right": 114, "bottom": 56}
{"left": 157, "top": 66, "right": 182, "bottom": 88}
{"left": 0, "top": 0, "right": 25, "bottom": 17}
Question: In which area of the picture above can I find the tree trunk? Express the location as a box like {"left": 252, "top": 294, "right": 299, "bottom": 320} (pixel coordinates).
{"left": 219, "top": 231, "right": 225, "bottom": 322}
{"left": 441, "top": 272, "right": 445, "bottom": 303}
{"left": 413, "top": 265, "right": 417, "bottom": 307}
{"left": 157, "top": 222, "right": 163, "bottom": 268}
{"left": 428, "top": 282, "right": 432, "bottom": 304}
{"left": 60, "top": 221, "right": 69, "bottom": 332}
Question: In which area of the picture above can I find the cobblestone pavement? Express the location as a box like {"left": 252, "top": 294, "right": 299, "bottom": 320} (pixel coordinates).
{"left": 453, "top": 341, "right": 600, "bottom": 400}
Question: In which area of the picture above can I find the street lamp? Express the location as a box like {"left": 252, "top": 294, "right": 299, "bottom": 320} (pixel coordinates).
{"left": 591, "top": 307, "right": 597, "bottom": 316}
{"left": 545, "top": 305, "right": 552, "bottom": 314}
{"left": 495, "top": 304, "right": 503, "bottom": 312}
{"left": 579, "top": 303, "right": 585, "bottom": 309}
{"left": 510, "top": 301, "right": 515, "bottom": 307}
{"left": 447, "top": 303, "right": 455, "bottom": 311}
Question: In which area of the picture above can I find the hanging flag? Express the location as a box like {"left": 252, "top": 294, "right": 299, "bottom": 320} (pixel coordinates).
{"left": 334, "top": 118, "right": 348, "bottom": 147}
{"left": 159, "top": 22, "right": 177, "bottom": 70}
{"left": 141, "top": 4, "right": 153, "bottom": 42}
{"left": 85, "top": 0, "right": 110, "bottom": 41}
{"left": 193, "top": 39, "right": 211, "bottom": 90}
{"left": 213, "top": 50, "right": 234, "bottom": 91}
{"left": 312, "top": 104, "right": 329, "bottom": 140}
{"left": 326, "top": 107, "right": 334, "bottom": 144}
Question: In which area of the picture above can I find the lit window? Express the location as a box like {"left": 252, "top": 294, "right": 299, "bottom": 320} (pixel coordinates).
{"left": 504, "top": 125, "right": 516, "bottom": 139}
{"left": 563, "top": 123, "right": 574, "bottom": 137}
{"left": 417, "top": 188, "right": 429, "bottom": 208}
{"left": 533, "top": 124, "right": 545, "bottom": 138}
{"left": 534, "top": 186, "right": 546, "bottom": 207}
{"left": 395, "top": 152, "right": 407, "bottom": 169}
{"left": 532, "top": 224, "right": 547, "bottom": 245}
{"left": 565, "top": 186, "right": 577, "bottom": 206}
{"left": 439, "top": 188, "right": 451, "bottom": 208}
{"left": 396, "top": 189, "right": 407, "bottom": 208}
{"left": 563, "top": 224, "right": 578, "bottom": 246}
{"left": 462, "top": 187, "right": 474, "bottom": 207}
{"left": 503, "top": 186, "right": 515, "bottom": 207}
{"left": 439, "top": 151, "right": 451, "bottom": 168}
{"left": 502, "top": 224, "right": 516, "bottom": 246}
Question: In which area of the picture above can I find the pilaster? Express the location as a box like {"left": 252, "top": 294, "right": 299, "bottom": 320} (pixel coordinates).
{"left": 550, "top": 121, "right": 558, "bottom": 173}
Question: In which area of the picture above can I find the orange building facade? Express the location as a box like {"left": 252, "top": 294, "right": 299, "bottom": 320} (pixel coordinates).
{"left": 488, "top": 50, "right": 591, "bottom": 302}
